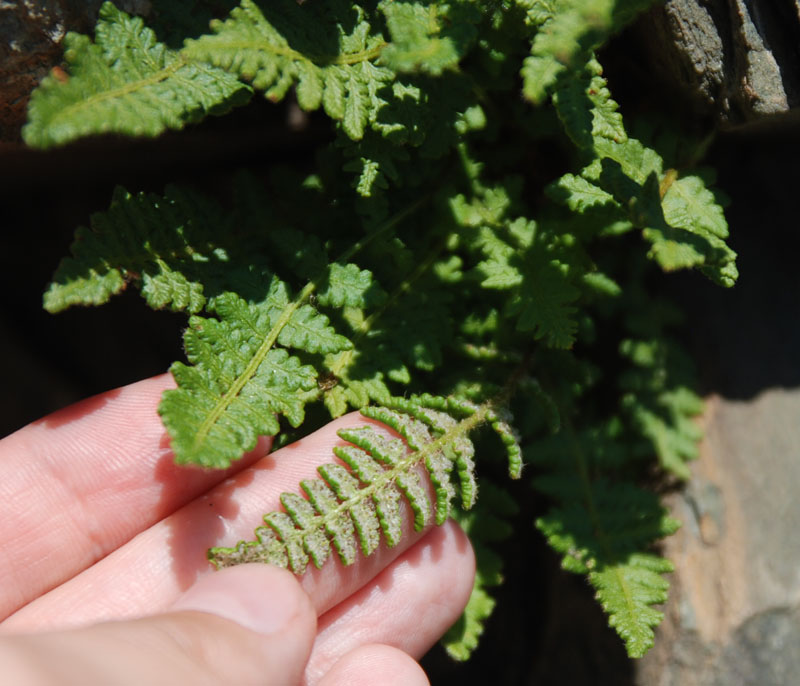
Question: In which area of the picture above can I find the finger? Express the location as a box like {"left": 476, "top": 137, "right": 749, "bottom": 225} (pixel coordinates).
{"left": 316, "top": 645, "right": 429, "bottom": 686}
{"left": 306, "top": 520, "right": 474, "bottom": 683}
{"left": 0, "top": 565, "right": 316, "bottom": 686}
{"left": 1, "top": 413, "right": 441, "bottom": 632}
{"left": 0, "top": 375, "right": 271, "bottom": 620}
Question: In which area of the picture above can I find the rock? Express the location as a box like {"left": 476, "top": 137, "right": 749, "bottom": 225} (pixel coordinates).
{"left": 637, "top": 390, "right": 800, "bottom": 686}
{"left": 637, "top": 0, "right": 800, "bottom": 124}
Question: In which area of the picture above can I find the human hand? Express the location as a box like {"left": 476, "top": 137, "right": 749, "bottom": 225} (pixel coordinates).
{"left": 0, "top": 375, "right": 475, "bottom": 684}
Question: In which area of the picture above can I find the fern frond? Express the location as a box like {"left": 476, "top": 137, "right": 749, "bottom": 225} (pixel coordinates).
{"left": 341, "top": 132, "right": 412, "bottom": 198}
{"left": 159, "top": 282, "right": 352, "bottom": 468}
{"left": 520, "top": 0, "right": 654, "bottom": 104}
{"left": 379, "top": 1, "right": 480, "bottom": 75}
{"left": 184, "top": 0, "right": 391, "bottom": 141}
{"left": 660, "top": 173, "right": 739, "bottom": 286}
{"left": 43, "top": 186, "right": 232, "bottom": 314}
{"left": 464, "top": 201, "right": 580, "bottom": 348}
{"left": 619, "top": 339, "right": 704, "bottom": 479}
{"left": 443, "top": 581, "right": 497, "bottom": 660}
{"left": 23, "top": 2, "right": 248, "bottom": 148}
{"left": 530, "top": 331, "right": 687, "bottom": 658}
{"left": 549, "top": 56, "right": 738, "bottom": 286}
{"left": 209, "top": 396, "right": 521, "bottom": 571}
{"left": 48, "top": 174, "right": 407, "bottom": 468}
{"left": 551, "top": 57, "right": 626, "bottom": 149}
{"left": 535, "top": 479, "right": 679, "bottom": 657}
{"left": 321, "top": 248, "right": 460, "bottom": 417}
{"left": 591, "top": 553, "right": 674, "bottom": 659}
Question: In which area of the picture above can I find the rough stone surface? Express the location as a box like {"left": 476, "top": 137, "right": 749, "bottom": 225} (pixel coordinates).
{"left": 637, "top": 390, "right": 800, "bottom": 685}
{"left": 638, "top": 0, "right": 800, "bottom": 124}
{"left": 630, "top": 127, "right": 800, "bottom": 686}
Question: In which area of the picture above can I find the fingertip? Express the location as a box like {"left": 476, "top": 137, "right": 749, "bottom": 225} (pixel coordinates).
{"left": 316, "top": 644, "right": 429, "bottom": 686}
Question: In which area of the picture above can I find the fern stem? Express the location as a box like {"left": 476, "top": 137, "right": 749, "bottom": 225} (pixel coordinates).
{"left": 329, "top": 44, "right": 387, "bottom": 65}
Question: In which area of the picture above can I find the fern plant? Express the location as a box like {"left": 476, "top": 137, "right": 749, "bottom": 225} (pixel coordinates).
{"left": 23, "top": 0, "right": 736, "bottom": 664}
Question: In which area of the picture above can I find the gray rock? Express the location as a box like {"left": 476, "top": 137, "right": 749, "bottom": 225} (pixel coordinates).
{"left": 637, "top": 390, "right": 800, "bottom": 686}
{"left": 638, "top": 0, "right": 800, "bottom": 124}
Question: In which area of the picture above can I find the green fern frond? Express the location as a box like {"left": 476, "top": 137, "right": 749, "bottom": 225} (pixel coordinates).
{"left": 619, "top": 339, "right": 704, "bottom": 479}
{"left": 443, "top": 581, "right": 497, "bottom": 660}
{"left": 320, "top": 249, "right": 460, "bottom": 417}
{"left": 551, "top": 57, "right": 626, "bottom": 150}
{"left": 43, "top": 186, "right": 232, "bottom": 314}
{"left": 450, "top": 181, "right": 582, "bottom": 349}
{"left": 547, "top": 173, "right": 617, "bottom": 213}
{"left": 660, "top": 173, "right": 739, "bottom": 286}
{"left": 549, "top": 56, "right": 738, "bottom": 286}
{"left": 379, "top": 1, "right": 480, "bottom": 75}
{"left": 591, "top": 553, "right": 674, "bottom": 658}
{"left": 23, "top": 2, "right": 248, "bottom": 148}
{"left": 476, "top": 224, "right": 581, "bottom": 349}
{"left": 209, "top": 396, "right": 521, "bottom": 571}
{"left": 535, "top": 479, "right": 679, "bottom": 657}
{"left": 340, "top": 132, "right": 411, "bottom": 197}
{"left": 184, "top": 0, "right": 390, "bottom": 141}
{"left": 159, "top": 281, "right": 352, "bottom": 468}
{"left": 520, "top": 0, "right": 654, "bottom": 104}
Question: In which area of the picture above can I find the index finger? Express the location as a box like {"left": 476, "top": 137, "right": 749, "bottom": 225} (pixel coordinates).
{"left": 0, "top": 375, "right": 271, "bottom": 621}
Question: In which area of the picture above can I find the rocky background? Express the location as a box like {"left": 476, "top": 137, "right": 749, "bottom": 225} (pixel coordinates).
{"left": 2, "top": 1, "right": 800, "bottom": 683}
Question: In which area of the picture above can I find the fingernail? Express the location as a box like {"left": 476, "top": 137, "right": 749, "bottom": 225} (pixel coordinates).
{"left": 172, "top": 564, "right": 307, "bottom": 635}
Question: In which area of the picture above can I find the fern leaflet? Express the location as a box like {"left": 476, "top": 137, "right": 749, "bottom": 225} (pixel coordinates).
{"left": 159, "top": 281, "right": 352, "bottom": 468}
{"left": 619, "top": 338, "right": 704, "bottom": 479}
{"left": 43, "top": 185, "right": 233, "bottom": 314}
{"left": 519, "top": 0, "right": 654, "bottom": 104}
{"left": 549, "top": 55, "right": 738, "bottom": 286}
{"left": 184, "top": 0, "right": 390, "bottom": 141}
{"left": 379, "top": 1, "right": 480, "bottom": 75}
{"left": 592, "top": 553, "right": 675, "bottom": 659}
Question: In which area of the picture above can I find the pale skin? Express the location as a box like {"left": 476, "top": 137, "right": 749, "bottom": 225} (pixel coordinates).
{"left": 0, "top": 374, "right": 476, "bottom": 684}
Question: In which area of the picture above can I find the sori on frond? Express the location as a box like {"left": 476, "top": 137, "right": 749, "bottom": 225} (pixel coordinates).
{"left": 209, "top": 395, "right": 522, "bottom": 572}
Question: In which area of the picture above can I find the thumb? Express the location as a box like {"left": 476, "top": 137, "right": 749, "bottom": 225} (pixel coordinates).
{"left": 0, "top": 565, "right": 317, "bottom": 686}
